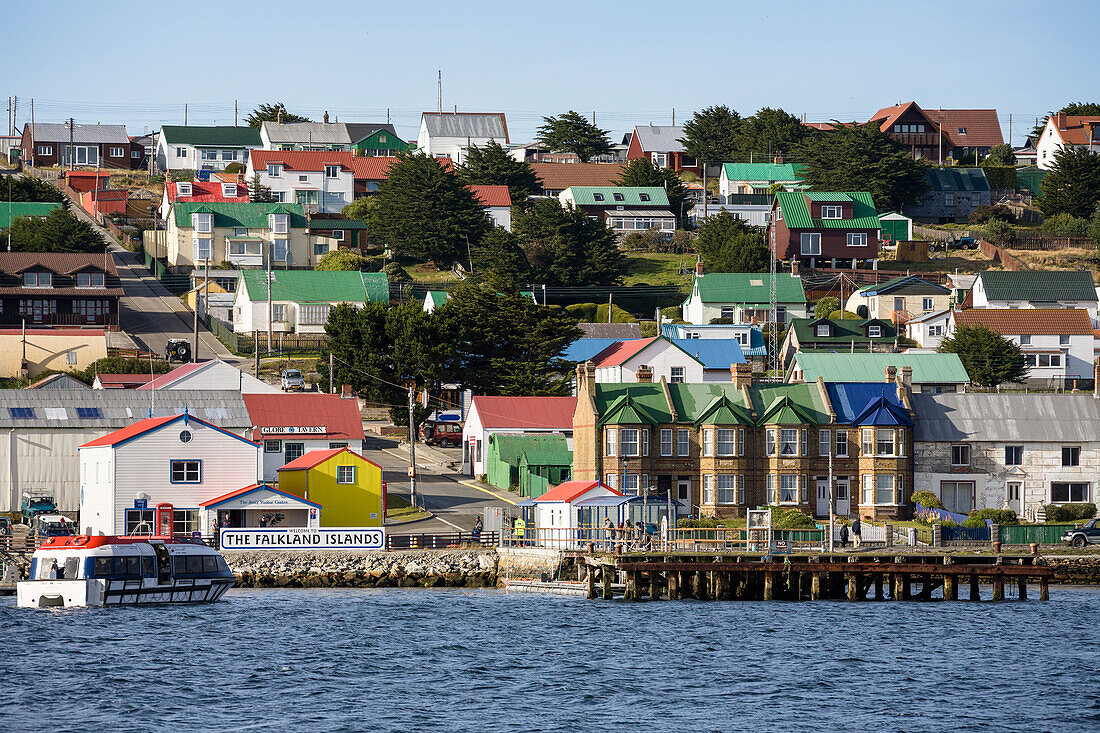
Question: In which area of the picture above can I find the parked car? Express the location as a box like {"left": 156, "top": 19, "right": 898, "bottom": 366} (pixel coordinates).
{"left": 1062, "top": 518, "right": 1100, "bottom": 548}
{"left": 0, "top": 517, "right": 11, "bottom": 536}
{"left": 165, "top": 338, "right": 192, "bottom": 363}
{"left": 420, "top": 418, "right": 462, "bottom": 448}
{"left": 20, "top": 491, "right": 56, "bottom": 524}
{"left": 32, "top": 514, "right": 75, "bottom": 539}
{"left": 280, "top": 369, "right": 305, "bottom": 392}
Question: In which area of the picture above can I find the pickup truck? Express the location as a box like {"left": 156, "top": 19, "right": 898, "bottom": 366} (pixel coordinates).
{"left": 280, "top": 369, "right": 305, "bottom": 392}
{"left": 1062, "top": 518, "right": 1100, "bottom": 548}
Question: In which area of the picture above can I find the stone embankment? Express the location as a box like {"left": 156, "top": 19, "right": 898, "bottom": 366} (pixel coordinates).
{"left": 1044, "top": 555, "right": 1100, "bottom": 585}
{"left": 227, "top": 549, "right": 500, "bottom": 588}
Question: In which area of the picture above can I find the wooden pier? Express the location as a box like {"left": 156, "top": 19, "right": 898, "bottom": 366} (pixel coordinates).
{"left": 576, "top": 552, "right": 1052, "bottom": 602}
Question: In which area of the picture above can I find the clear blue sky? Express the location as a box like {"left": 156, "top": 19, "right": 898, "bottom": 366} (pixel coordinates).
{"left": 4, "top": 0, "right": 1095, "bottom": 146}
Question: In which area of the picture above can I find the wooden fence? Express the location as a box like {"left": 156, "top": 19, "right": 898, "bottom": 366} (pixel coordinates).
{"left": 206, "top": 316, "right": 329, "bottom": 356}
{"left": 1011, "top": 235, "right": 1093, "bottom": 251}
{"left": 979, "top": 239, "right": 1027, "bottom": 270}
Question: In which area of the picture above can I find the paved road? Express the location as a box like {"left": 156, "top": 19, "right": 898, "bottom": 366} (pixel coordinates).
{"left": 362, "top": 435, "right": 517, "bottom": 534}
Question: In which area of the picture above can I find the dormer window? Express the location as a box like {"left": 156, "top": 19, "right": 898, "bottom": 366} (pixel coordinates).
{"left": 379, "top": 135, "right": 387, "bottom": 143}
{"left": 324, "top": 164, "right": 339, "bottom": 178}
{"left": 639, "top": 192, "right": 651, "bottom": 202}
{"left": 270, "top": 214, "right": 289, "bottom": 234}
{"left": 613, "top": 192, "right": 624, "bottom": 202}
{"left": 267, "top": 163, "right": 281, "bottom": 177}
{"left": 23, "top": 272, "right": 52, "bottom": 288}
{"left": 192, "top": 213, "right": 213, "bottom": 233}
{"left": 821, "top": 205, "right": 843, "bottom": 219}
{"left": 76, "top": 272, "right": 105, "bottom": 288}
{"left": 222, "top": 183, "right": 237, "bottom": 198}
{"left": 177, "top": 182, "right": 192, "bottom": 197}
{"left": 815, "top": 324, "right": 831, "bottom": 337}
{"left": 868, "top": 325, "right": 882, "bottom": 337}
{"left": 593, "top": 193, "right": 604, "bottom": 201}
{"left": 957, "top": 127, "right": 967, "bottom": 135}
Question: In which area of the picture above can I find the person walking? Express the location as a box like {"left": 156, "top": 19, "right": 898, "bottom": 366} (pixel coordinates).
{"left": 839, "top": 523, "right": 849, "bottom": 548}
{"left": 472, "top": 515, "right": 483, "bottom": 541}
{"left": 851, "top": 517, "right": 862, "bottom": 548}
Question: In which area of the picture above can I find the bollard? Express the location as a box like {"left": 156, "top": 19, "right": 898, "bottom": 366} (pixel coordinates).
{"left": 587, "top": 566, "right": 597, "bottom": 599}
{"left": 763, "top": 571, "right": 775, "bottom": 601}
{"left": 1030, "top": 543, "right": 1039, "bottom": 556}
{"left": 993, "top": 541, "right": 1002, "bottom": 554}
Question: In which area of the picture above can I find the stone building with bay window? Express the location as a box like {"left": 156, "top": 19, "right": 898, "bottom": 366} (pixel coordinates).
{"left": 572, "top": 362, "right": 915, "bottom": 520}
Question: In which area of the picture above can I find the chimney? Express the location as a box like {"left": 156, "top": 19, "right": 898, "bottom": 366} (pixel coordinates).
{"left": 790, "top": 259, "right": 800, "bottom": 276}
{"left": 695, "top": 258, "right": 703, "bottom": 276}
{"left": 885, "top": 365, "right": 897, "bottom": 383}
{"left": 277, "top": 109, "right": 284, "bottom": 124}
{"left": 237, "top": 172, "right": 245, "bottom": 187}
{"left": 1094, "top": 357, "right": 1100, "bottom": 398}
{"left": 577, "top": 361, "right": 597, "bottom": 400}
{"left": 636, "top": 364, "right": 653, "bottom": 383}
{"left": 1056, "top": 112, "right": 1067, "bottom": 130}
{"left": 731, "top": 362, "right": 753, "bottom": 389}
{"left": 341, "top": 384, "right": 354, "bottom": 399}
{"left": 323, "top": 111, "right": 330, "bottom": 124}
{"left": 166, "top": 170, "right": 174, "bottom": 183}
{"left": 899, "top": 366, "right": 912, "bottom": 389}
{"left": 774, "top": 154, "right": 784, "bottom": 165}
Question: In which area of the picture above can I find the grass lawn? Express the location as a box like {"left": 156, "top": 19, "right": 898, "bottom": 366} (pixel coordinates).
{"left": 405, "top": 263, "right": 461, "bottom": 285}
{"left": 386, "top": 493, "right": 433, "bottom": 523}
{"left": 621, "top": 252, "right": 695, "bottom": 287}
{"left": 888, "top": 246, "right": 993, "bottom": 274}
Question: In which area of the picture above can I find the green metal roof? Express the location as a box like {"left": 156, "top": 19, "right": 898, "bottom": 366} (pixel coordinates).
{"left": 794, "top": 353, "right": 970, "bottom": 385}
{"left": 159, "top": 125, "right": 261, "bottom": 147}
{"left": 514, "top": 434, "right": 572, "bottom": 467}
{"left": 173, "top": 202, "right": 307, "bottom": 229}
{"left": 924, "top": 168, "right": 989, "bottom": 193}
{"left": 721, "top": 162, "right": 804, "bottom": 182}
{"left": 593, "top": 382, "right": 828, "bottom": 426}
{"left": 978, "top": 270, "right": 1098, "bottom": 303}
{"left": 600, "top": 393, "right": 665, "bottom": 426}
{"left": 0, "top": 202, "right": 62, "bottom": 228}
{"left": 239, "top": 270, "right": 389, "bottom": 304}
{"left": 694, "top": 394, "right": 753, "bottom": 426}
{"left": 774, "top": 191, "right": 881, "bottom": 229}
{"left": 789, "top": 317, "right": 896, "bottom": 344}
{"left": 759, "top": 394, "right": 820, "bottom": 426}
{"left": 856, "top": 275, "right": 950, "bottom": 296}
{"left": 694, "top": 272, "right": 807, "bottom": 305}
{"left": 308, "top": 218, "right": 367, "bottom": 230}
{"left": 566, "top": 186, "right": 670, "bottom": 207}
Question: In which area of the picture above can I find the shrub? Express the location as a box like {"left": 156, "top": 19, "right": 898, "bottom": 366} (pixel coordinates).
{"left": 1044, "top": 503, "right": 1097, "bottom": 522}
{"left": 639, "top": 320, "right": 657, "bottom": 337}
{"left": 659, "top": 305, "right": 681, "bottom": 321}
{"left": 223, "top": 162, "right": 244, "bottom": 174}
{"left": 316, "top": 249, "right": 370, "bottom": 271}
{"left": 911, "top": 490, "right": 943, "bottom": 509}
{"left": 984, "top": 219, "right": 1016, "bottom": 247}
{"left": 968, "top": 204, "right": 1016, "bottom": 225}
{"left": 677, "top": 517, "right": 723, "bottom": 528}
{"left": 965, "top": 508, "right": 1019, "bottom": 526}
{"left": 941, "top": 520, "right": 958, "bottom": 528}
{"left": 980, "top": 165, "right": 1016, "bottom": 190}
{"left": 565, "top": 302, "right": 599, "bottom": 322}
{"left": 1041, "top": 212, "right": 1089, "bottom": 236}
{"left": 828, "top": 310, "right": 861, "bottom": 320}
{"left": 768, "top": 506, "right": 817, "bottom": 529}
{"left": 594, "top": 303, "right": 636, "bottom": 323}
{"left": 814, "top": 297, "right": 840, "bottom": 319}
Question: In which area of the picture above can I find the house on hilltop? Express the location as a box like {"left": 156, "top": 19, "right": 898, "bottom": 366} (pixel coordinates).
{"left": 416, "top": 112, "right": 509, "bottom": 164}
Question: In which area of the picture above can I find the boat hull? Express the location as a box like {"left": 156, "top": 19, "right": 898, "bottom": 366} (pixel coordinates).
{"left": 17, "top": 577, "right": 236, "bottom": 609}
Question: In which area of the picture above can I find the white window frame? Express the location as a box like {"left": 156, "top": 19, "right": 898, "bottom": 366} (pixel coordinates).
{"left": 868, "top": 325, "right": 882, "bottom": 337}
{"left": 270, "top": 214, "right": 289, "bottom": 234}
{"left": 670, "top": 366, "right": 685, "bottom": 383}
{"left": 951, "top": 444, "right": 971, "bottom": 467}
{"left": 816, "top": 324, "right": 830, "bottom": 337}
{"left": 324, "top": 164, "right": 339, "bottom": 178}
{"left": 922, "top": 297, "right": 934, "bottom": 311}
{"left": 108, "top": 146, "right": 125, "bottom": 158}
{"left": 702, "top": 428, "right": 715, "bottom": 457}
{"left": 270, "top": 240, "right": 288, "bottom": 262}
{"left": 193, "top": 213, "right": 213, "bottom": 234}
{"left": 621, "top": 474, "right": 640, "bottom": 496}
{"left": 175, "top": 147, "right": 186, "bottom": 158}
{"left": 876, "top": 474, "right": 896, "bottom": 505}
{"left": 194, "top": 238, "right": 213, "bottom": 261}
{"left": 800, "top": 232, "right": 821, "bottom": 255}
{"left": 846, "top": 232, "right": 867, "bottom": 247}
{"left": 767, "top": 474, "right": 777, "bottom": 504}
{"left": 820, "top": 205, "right": 843, "bottom": 219}
{"left": 336, "top": 465, "right": 356, "bottom": 484}
{"left": 271, "top": 304, "right": 286, "bottom": 323}
{"left": 819, "top": 429, "right": 831, "bottom": 457}
{"left": 779, "top": 474, "right": 798, "bottom": 504}
{"left": 876, "top": 428, "right": 896, "bottom": 457}
{"left": 651, "top": 152, "right": 667, "bottom": 167}
{"left": 177, "top": 182, "right": 193, "bottom": 197}
{"left": 836, "top": 429, "right": 848, "bottom": 457}
{"left": 702, "top": 474, "right": 714, "bottom": 505}
{"left": 677, "top": 428, "right": 690, "bottom": 457}
{"left": 778, "top": 428, "right": 798, "bottom": 456}
{"left": 267, "top": 163, "right": 282, "bottom": 177}
{"left": 620, "top": 428, "right": 640, "bottom": 457}
{"left": 716, "top": 429, "right": 736, "bottom": 457}
{"left": 605, "top": 427, "right": 617, "bottom": 457}
{"left": 660, "top": 429, "right": 673, "bottom": 457}
{"left": 222, "top": 183, "right": 237, "bottom": 198}
{"left": 716, "top": 474, "right": 736, "bottom": 505}
{"left": 37, "top": 145, "right": 52, "bottom": 156}
{"left": 299, "top": 304, "right": 331, "bottom": 326}
{"left": 766, "top": 428, "right": 776, "bottom": 456}
{"left": 331, "top": 229, "right": 345, "bottom": 242}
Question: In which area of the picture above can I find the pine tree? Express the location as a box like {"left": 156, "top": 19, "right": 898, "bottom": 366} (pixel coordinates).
{"left": 938, "top": 325, "right": 1028, "bottom": 389}
{"left": 245, "top": 103, "right": 310, "bottom": 128}
{"left": 616, "top": 157, "right": 690, "bottom": 222}
{"left": 680, "top": 105, "right": 741, "bottom": 164}
{"left": 536, "top": 110, "right": 613, "bottom": 162}
{"left": 735, "top": 107, "right": 808, "bottom": 160}
{"left": 455, "top": 140, "right": 539, "bottom": 208}
{"left": 249, "top": 174, "right": 276, "bottom": 203}
{"left": 469, "top": 229, "right": 531, "bottom": 290}
{"left": 367, "top": 151, "right": 491, "bottom": 265}
{"left": 6, "top": 209, "right": 106, "bottom": 253}
{"left": 1038, "top": 147, "right": 1100, "bottom": 218}
{"left": 694, "top": 211, "right": 771, "bottom": 273}
{"left": 513, "top": 199, "right": 624, "bottom": 286}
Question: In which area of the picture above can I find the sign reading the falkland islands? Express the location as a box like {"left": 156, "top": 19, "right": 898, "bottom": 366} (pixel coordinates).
{"left": 220, "top": 528, "right": 385, "bottom": 550}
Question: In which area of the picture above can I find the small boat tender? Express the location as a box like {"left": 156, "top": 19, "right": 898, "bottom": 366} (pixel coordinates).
{"left": 17, "top": 534, "right": 236, "bottom": 609}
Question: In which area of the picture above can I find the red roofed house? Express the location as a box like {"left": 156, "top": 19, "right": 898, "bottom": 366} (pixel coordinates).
{"left": 626, "top": 125, "right": 702, "bottom": 175}
{"left": 468, "top": 184, "right": 512, "bottom": 230}
{"left": 462, "top": 396, "right": 577, "bottom": 476}
{"left": 78, "top": 413, "right": 263, "bottom": 536}
{"left": 247, "top": 150, "right": 357, "bottom": 213}
{"left": 532, "top": 480, "right": 621, "bottom": 533}
{"left": 80, "top": 188, "right": 128, "bottom": 217}
{"left": 278, "top": 447, "right": 384, "bottom": 527}
{"left": 590, "top": 336, "right": 706, "bottom": 385}
{"left": 1035, "top": 112, "right": 1100, "bottom": 170}
{"left": 159, "top": 176, "right": 250, "bottom": 220}
{"left": 243, "top": 393, "right": 367, "bottom": 481}
{"left": 64, "top": 171, "right": 113, "bottom": 194}
{"left": 529, "top": 162, "right": 625, "bottom": 197}
{"left": 867, "top": 102, "right": 1003, "bottom": 163}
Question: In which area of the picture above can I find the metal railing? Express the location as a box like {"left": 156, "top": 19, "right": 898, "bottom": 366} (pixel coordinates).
{"left": 386, "top": 531, "right": 498, "bottom": 550}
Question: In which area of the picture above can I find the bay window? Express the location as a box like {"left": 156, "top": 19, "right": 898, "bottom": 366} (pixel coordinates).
{"left": 716, "top": 475, "right": 736, "bottom": 504}
{"left": 779, "top": 428, "right": 798, "bottom": 456}
{"left": 765, "top": 428, "right": 776, "bottom": 456}
{"left": 716, "top": 429, "right": 736, "bottom": 456}
{"left": 702, "top": 428, "right": 715, "bottom": 457}
{"left": 605, "top": 427, "right": 617, "bottom": 457}
{"left": 779, "top": 474, "right": 798, "bottom": 503}
{"left": 622, "top": 474, "right": 639, "bottom": 495}
{"left": 766, "top": 474, "right": 776, "bottom": 504}
{"left": 620, "top": 428, "right": 639, "bottom": 456}
{"left": 702, "top": 474, "right": 714, "bottom": 504}
{"left": 862, "top": 474, "right": 873, "bottom": 505}
{"left": 876, "top": 429, "right": 895, "bottom": 456}
{"left": 862, "top": 428, "right": 873, "bottom": 456}
{"left": 876, "top": 474, "right": 895, "bottom": 505}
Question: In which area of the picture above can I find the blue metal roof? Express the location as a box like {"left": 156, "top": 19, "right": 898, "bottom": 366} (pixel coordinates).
{"left": 659, "top": 324, "right": 767, "bottom": 358}
{"left": 563, "top": 338, "right": 620, "bottom": 363}
{"left": 825, "top": 383, "right": 912, "bottom": 426}
{"left": 669, "top": 338, "right": 746, "bottom": 368}
{"left": 574, "top": 495, "right": 684, "bottom": 507}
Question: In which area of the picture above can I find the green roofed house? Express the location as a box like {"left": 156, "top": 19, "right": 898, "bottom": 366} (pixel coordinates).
{"left": 167, "top": 201, "right": 309, "bottom": 269}
{"left": 682, "top": 270, "right": 808, "bottom": 325}
{"left": 904, "top": 168, "right": 991, "bottom": 223}
{"left": 484, "top": 433, "right": 572, "bottom": 496}
{"left": 787, "top": 352, "right": 970, "bottom": 393}
{"left": 232, "top": 269, "right": 389, "bottom": 335}
{"left": 719, "top": 161, "right": 806, "bottom": 198}
{"left": 0, "top": 201, "right": 62, "bottom": 228}
{"left": 558, "top": 186, "right": 676, "bottom": 236}
{"left": 572, "top": 361, "right": 916, "bottom": 520}
{"left": 971, "top": 270, "right": 1098, "bottom": 319}
{"left": 346, "top": 123, "right": 408, "bottom": 157}
{"left": 768, "top": 191, "right": 881, "bottom": 268}
{"left": 156, "top": 125, "right": 263, "bottom": 172}
{"left": 779, "top": 317, "right": 898, "bottom": 368}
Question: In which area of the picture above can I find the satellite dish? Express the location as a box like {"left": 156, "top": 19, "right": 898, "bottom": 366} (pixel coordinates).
{"left": 856, "top": 305, "right": 869, "bottom": 318}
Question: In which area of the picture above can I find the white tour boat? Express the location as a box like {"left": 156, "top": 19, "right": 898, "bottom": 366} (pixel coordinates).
{"left": 17, "top": 533, "right": 236, "bottom": 609}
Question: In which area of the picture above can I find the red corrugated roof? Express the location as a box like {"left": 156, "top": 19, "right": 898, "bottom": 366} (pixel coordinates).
{"left": 0, "top": 328, "right": 105, "bottom": 336}
{"left": 249, "top": 149, "right": 356, "bottom": 173}
{"left": 530, "top": 162, "right": 625, "bottom": 190}
{"left": 1051, "top": 115, "right": 1100, "bottom": 145}
{"left": 166, "top": 180, "right": 250, "bottom": 204}
{"left": 279, "top": 447, "right": 345, "bottom": 471}
{"left": 137, "top": 361, "right": 207, "bottom": 390}
{"left": 590, "top": 337, "right": 658, "bottom": 367}
{"left": 469, "top": 396, "right": 576, "bottom": 429}
{"left": 243, "top": 393, "right": 365, "bottom": 440}
{"left": 467, "top": 184, "right": 511, "bottom": 207}
{"left": 536, "top": 481, "right": 621, "bottom": 503}
{"left": 80, "top": 415, "right": 179, "bottom": 447}
{"left": 95, "top": 373, "right": 154, "bottom": 387}
{"left": 198, "top": 483, "right": 321, "bottom": 509}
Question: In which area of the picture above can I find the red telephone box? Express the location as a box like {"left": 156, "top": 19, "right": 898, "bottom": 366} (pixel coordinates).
{"left": 155, "top": 502, "right": 174, "bottom": 537}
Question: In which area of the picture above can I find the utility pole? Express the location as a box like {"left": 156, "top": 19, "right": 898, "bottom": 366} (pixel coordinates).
{"left": 184, "top": 103, "right": 188, "bottom": 126}
{"left": 407, "top": 382, "right": 418, "bottom": 508}
{"left": 69, "top": 117, "right": 74, "bottom": 171}
{"left": 266, "top": 247, "right": 273, "bottom": 354}
{"left": 329, "top": 352, "right": 334, "bottom": 394}
{"left": 29, "top": 99, "right": 34, "bottom": 168}
{"left": 437, "top": 70, "right": 442, "bottom": 114}
{"left": 1009, "top": 113, "right": 1012, "bottom": 148}
{"left": 607, "top": 291, "right": 613, "bottom": 323}
{"left": 254, "top": 330, "right": 260, "bottom": 375}
{"left": 828, "top": 448, "right": 835, "bottom": 553}
{"left": 234, "top": 100, "right": 238, "bottom": 127}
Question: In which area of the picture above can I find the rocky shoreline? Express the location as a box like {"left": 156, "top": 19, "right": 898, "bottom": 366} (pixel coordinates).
{"left": 226, "top": 549, "right": 500, "bottom": 588}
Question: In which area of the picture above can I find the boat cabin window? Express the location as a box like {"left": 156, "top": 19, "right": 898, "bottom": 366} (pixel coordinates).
{"left": 204, "top": 556, "right": 218, "bottom": 573}
{"left": 92, "top": 556, "right": 142, "bottom": 577}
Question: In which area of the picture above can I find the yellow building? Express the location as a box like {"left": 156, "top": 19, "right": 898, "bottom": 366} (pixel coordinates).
{"left": 278, "top": 447, "right": 384, "bottom": 527}
{"left": 0, "top": 329, "right": 107, "bottom": 378}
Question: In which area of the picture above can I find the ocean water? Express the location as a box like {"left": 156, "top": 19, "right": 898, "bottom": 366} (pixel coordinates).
{"left": 2, "top": 586, "right": 1099, "bottom": 732}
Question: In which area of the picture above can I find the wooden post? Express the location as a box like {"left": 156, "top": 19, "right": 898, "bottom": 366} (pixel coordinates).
{"left": 943, "top": 573, "right": 956, "bottom": 601}
{"left": 992, "top": 573, "right": 1004, "bottom": 602}
{"left": 602, "top": 567, "right": 613, "bottom": 600}
{"left": 874, "top": 574, "right": 884, "bottom": 600}
{"left": 811, "top": 571, "right": 822, "bottom": 600}
{"left": 791, "top": 571, "right": 802, "bottom": 601}
{"left": 695, "top": 571, "right": 708, "bottom": 601}
{"left": 902, "top": 573, "right": 912, "bottom": 600}
{"left": 891, "top": 573, "right": 903, "bottom": 600}
{"left": 649, "top": 571, "right": 660, "bottom": 601}
{"left": 919, "top": 574, "right": 932, "bottom": 601}
{"left": 1040, "top": 576, "right": 1049, "bottom": 601}
{"left": 763, "top": 571, "right": 775, "bottom": 601}
{"left": 846, "top": 573, "right": 858, "bottom": 601}
{"left": 587, "top": 565, "right": 597, "bottom": 599}
{"left": 714, "top": 570, "right": 727, "bottom": 600}
{"left": 623, "top": 570, "right": 637, "bottom": 601}
{"left": 969, "top": 573, "right": 980, "bottom": 601}
{"left": 1017, "top": 576, "right": 1027, "bottom": 601}
{"left": 668, "top": 570, "right": 679, "bottom": 600}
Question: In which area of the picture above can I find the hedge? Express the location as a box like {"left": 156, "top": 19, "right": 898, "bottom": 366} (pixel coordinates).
{"left": 981, "top": 165, "right": 1016, "bottom": 190}
{"left": 963, "top": 508, "right": 1019, "bottom": 527}
{"left": 1045, "top": 503, "right": 1097, "bottom": 522}
{"left": 911, "top": 491, "right": 942, "bottom": 510}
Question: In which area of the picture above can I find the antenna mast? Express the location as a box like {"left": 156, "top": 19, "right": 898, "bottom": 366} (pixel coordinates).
{"left": 437, "top": 70, "right": 442, "bottom": 114}
{"left": 769, "top": 221, "right": 779, "bottom": 377}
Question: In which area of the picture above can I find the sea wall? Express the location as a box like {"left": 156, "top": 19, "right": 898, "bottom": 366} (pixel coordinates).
{"left": 497, "top": 547, "right": 567, "bottom": 579}
{"left": 226, "top": 549, "right": 499, "bottom": 588}
{"left": 1043, "top": 555, "right": 1100, "bottom": 585}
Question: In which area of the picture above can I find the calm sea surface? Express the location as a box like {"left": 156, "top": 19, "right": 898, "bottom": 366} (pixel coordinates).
{"left": 2, "top": 586, "right": 1099, "bottom": 732}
